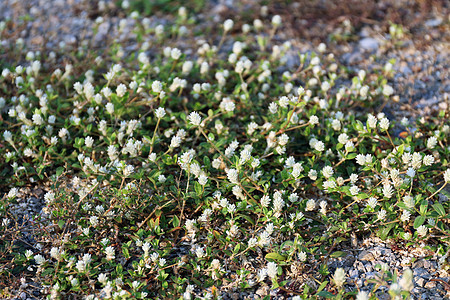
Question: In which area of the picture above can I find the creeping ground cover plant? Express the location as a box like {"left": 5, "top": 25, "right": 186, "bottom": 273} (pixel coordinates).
{"left": 0, "top": 7, "right": 449, "bottom": 300}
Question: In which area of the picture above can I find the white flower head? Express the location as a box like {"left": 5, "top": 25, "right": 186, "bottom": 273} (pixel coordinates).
{"left": 333, "top": 268, "right": 346, "bottom": 288}
{"left": 155, "top": 107, "right": 166, "bottom": 119}
{"left": 188, "top": 111, "right": 202, "bottom": 126}
{"left": 223, "top": 19, "right": 234, "bottom": 32}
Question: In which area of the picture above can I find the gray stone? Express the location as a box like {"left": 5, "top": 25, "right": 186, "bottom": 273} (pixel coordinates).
{"left": 425, "top": 19, "right": 442, "bottom": 27}
{"left": 416, "top": 277, "right": 426, "bottom": 287}
{"left": 413, "top": 268, "right": 431, "bottom": 279}
{"left": 359, "top": 38, "right": 379, "bottom": 52}
{"left": 343, "top": 51, "right": 363, "bottom": 64}
{"left": 359, "top": 250, "right": 375, "bottom": 261}
{"left": 349, "top": 269, "right": 359, "bottom": 278}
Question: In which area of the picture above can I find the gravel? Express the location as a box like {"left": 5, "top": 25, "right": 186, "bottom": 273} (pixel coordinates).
{"left": 1, "top": 0, "right": 449, "bottom": 299}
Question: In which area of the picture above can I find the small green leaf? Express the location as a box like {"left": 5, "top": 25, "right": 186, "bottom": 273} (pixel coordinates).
{"left": 172, "top": 215, "right": 180, "bottom": 228}
{"left": 265, "top": 252, "right": 286, "bottom": 262}
{"left": 378, "top": 224, "right": 394, "bottom": 240}
{"left": 413, "top": 216, "right": 426, "bottom": 229}
{"left": 194, "top": 182, "right": 202, "bottom": 196}
{"left": 432, "top": 203, "right": 445, "bottom": 217}
{"left": 347, "top": 153, "right": 357, "bottom": 160}
{"left": 316, "top": 280, "right": 328, "bottom": 293}
{"left": 57, "top": 220, "right": 65, "bottom": 230}
{"left": 56, "top": 167, "right": 64, "bottom": 177}
{"left": 317, "top": 291, "right": 334, "bottom": 298}
{"left": 330, "top": 251, "right": 347, "bottom": 258}
{"left": 420, "top": 200, "right": 428, "bottom": 215}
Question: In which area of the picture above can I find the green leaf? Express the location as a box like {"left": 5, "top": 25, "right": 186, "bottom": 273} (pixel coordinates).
{"left": 317, "top": 291, "right": 334, "bottom": 298}
{"left": 413, "top": 216, "right": 426, "bottom": 229}
{"left": 194, "top": 182, "right": 202, "bottom": 196}
{"left": 237, "top": 214, "right": 255, "bottom": 226}
{"left": 330, "top": 251, "right": 347, "bottom": 258}
{"left": 265, "top": 252, "right": 286, "bottom": 262}
{"left": 203, "top": 156, "right": 211, "bottom": 168}
{"left": 234, "top": 243, "right": 240, "bottom": 254}
{"left": 432, "top": 203, "right": 445, "bottom": 217}
{"left": 172, "top": 215, "right": 180, "bottom": 228}
{"left": 420, "top": 200, "right": 428, "bottom": 215}
{"left": 57, "top": 220, "right": 65, "bottom": 230}
{"left": 316, "top": 280, "right": 328, "bottom": 293}
{"left": 56, "top": 167, "right": 65, "bottom": 177}
{"left": 378, "top": 224, "right": 394, "bottom": 240}
{"left": 122, "top": 247, "right": 130, "bottom": 259}
{"left": 347, "top": 153, "right": 357, "bottom": 160}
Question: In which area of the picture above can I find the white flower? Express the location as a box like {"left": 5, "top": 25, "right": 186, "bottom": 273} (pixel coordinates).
{"left": 382, "top": 84, "right": 394, "bottom": 97}
{"left": 271, "top": 15, "right": 282, "bottom": 27}
{"left": 356, "top": 291, "right": 369, "bottom": 300}
{"left": 402, "top": 195, "right": 414, "bottom": 208}
{"left": 367, "top": 197, "right": 378, "bottom": 208}
{"left": 226, "top": 168, "right": 239, "bottom": 184}
{"left": 411, "top": 152, "right": 422, "bottom": 169}
{"left": 182, "top": 61, "right": 193, "bottom": 74}
{"left": 3, "top": 130, "right": 13, "bottom": 143}
{"left": 85, "top": 136, "right": 94, "bottom": 148}
{"left": 198, "top": 174, "right": 208, "bottom": 186}
{"left": 90, "top": 216, "right": 99, "bottom": 226}
{"left": 417, "top": 225, "right": 428, "bottom": 237}
{"left": 355, "top": 154, "right": 366, "bottom": 166}
{"left": 223, "top": 19, "right": 234, "bottom": 32}
{"left": 256, "top": 268, "right": 267, "bottom": 282}
{"left": 188, "top": 111, "right": 202, "bottom": 126}
{"left": 338, "top": 133, "right": 348, "bottom": 145}
{"left": 427, "top": 136, "right": 437, "bottom": 149}
{"left": 321, "top": 81, "right": 331, "bottom": 92}
{"left": 170, "top": 48, "right": 182, "bottom": 60}
{"left": 267, "top": 262, "right": 278, "bottom": 279}
{"left": 422, "top": 155, "right": 434, "bottom": 166}
{"left": 350, "top": 185, "right": 360, "bottom": 196}
{"left": 158, "top": 175, "right": 166, "bottom": 183}
{"left": 105, "top": 246, "right": 115, "bottom": 261}
{"left": 155, "top": 107, "right": 166, "bottom": 119}
{"left": 399, "top": 269, "right": 414, "bottom": 292}
{"left": 105, "top": 102, "right": 114, "bottom": 114}
{"left": 34, "top": 254, "right": 46, "bottom": 265}
{"left": 152, "top": 81, "right": 163, "bottom": 93}
{"left": 444, "top": 169, "right": 450, "bottom": 183}
{"left": 314, "top": 141, "right": 325, "bottom": 152}
{"left": 382, "top": 183, "right": 394, "bottom": 198}
{"left": 308, "top": 169, "right": 317, "bottom": 180}
{"left": 322, "top": 166, "right": 333, "bottom": 179}
{"left": 309, "top": 115, "right": 319, "bottom": 125}
{"left": 379, "top": 117, "right": 390, "bottom": 131}
{"left": 260, "top": 195, "right": 271, "bottom": 207}
{"left": 268, "top": 102, "right": 278, "bottom": 114}
{"left": 44, "top": 191, "right": 55, "bottom": 203}
{"left": 345, "top": 141, "right": 355, "bottom": 152}
{"left": 378, "top": 209, "right": 387, "bottom": 220}
{"left": 298, "top": 251, "right": 307, "bottom": 262}
{"left": 306, "top": 199, "right": 316, "bottom": 211}
{"left": 367, "top": 114, "right": 377, "bottom": 129}
{"left": 116, "top": 84, "right": 127, "bottom": 97}
{"left": 401, "top": 210, "right": 411, "bottom": 222}
{"left": 406, "top": 167, "right": 415, "bottom": 178}
{"left": 333, "top": 268, "right": 346, "bottom": 288}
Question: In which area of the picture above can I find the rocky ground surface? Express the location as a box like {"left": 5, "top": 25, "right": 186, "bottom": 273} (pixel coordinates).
{"left": 0, "top": 0, "right": 449, "bottom": 299}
